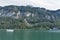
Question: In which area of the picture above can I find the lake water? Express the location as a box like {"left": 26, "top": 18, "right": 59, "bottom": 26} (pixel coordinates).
{"left": 0, "top": 29, "right": 60, "bottom": 40}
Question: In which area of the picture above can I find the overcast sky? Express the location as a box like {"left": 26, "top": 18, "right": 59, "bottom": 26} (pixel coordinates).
{"left": 0, "top": 0, "right": 60, "bottom": 10}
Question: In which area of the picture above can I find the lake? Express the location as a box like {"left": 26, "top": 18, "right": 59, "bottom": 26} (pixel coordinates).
{"left": 0, "top": 29, "right": 60, "bottom": 40}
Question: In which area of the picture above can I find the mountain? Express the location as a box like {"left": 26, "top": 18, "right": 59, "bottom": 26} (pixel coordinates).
{"left": 0, "top": 5, "right": 60, "bottom": 30}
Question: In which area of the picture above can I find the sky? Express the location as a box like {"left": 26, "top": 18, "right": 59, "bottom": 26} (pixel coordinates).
{"left": 0, "top": 0, "right": 60, "bottom": 10}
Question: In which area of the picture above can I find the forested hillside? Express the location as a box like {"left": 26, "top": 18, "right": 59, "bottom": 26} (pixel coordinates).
{"left": 0, "top": 5, "right": 60, "bottom": 30}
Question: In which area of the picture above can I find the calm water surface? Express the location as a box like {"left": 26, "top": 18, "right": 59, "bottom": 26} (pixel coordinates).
{"left": 0, "top": 29, "right": 60, "bottom": 40}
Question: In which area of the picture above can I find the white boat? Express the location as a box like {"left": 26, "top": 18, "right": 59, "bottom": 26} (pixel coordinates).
{"left": 6, "top": 29, "right": 14, "bottom": 32}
